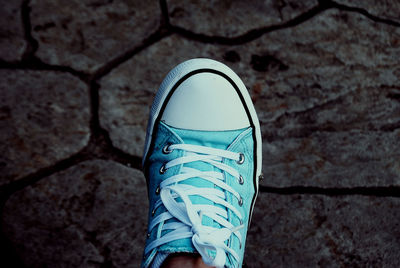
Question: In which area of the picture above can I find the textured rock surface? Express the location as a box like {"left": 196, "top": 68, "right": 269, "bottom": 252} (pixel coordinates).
{"left": 2, "top": 1, "right": 400, "bottom": 267}
{"left": 100, "top": 9, "right": 400, "bottom": 186}
{"left": 167, "top": 0, "right": 318, "bottom": 36}
{"left": 3, "top": 160, "right": 148, "bottom": 268}
{"left": 0, "top": 0, "right": 26, "bottom": 61}
{"left": 336, "top": 0, "right": 400, "bottom": 22}
{"left": 246, "top": 10, "right": 400, "bottom": 187}
{"left": 0, "top": 70, "right": 90, "bottom": 185}
{"left": 264, "top": 130, "right": 400, "bottom": 187}
{"left": 30, "top": 0, "right": 161, "bottom": 71}
{"left": 245, "top": 192, "right": 400, "bottom": 267}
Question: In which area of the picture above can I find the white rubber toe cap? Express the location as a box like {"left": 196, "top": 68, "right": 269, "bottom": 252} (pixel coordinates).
{"left": 161, "top": 72, "right": 250, "bottom": 131}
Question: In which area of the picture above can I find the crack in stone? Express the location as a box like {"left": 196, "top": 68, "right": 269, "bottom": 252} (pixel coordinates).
{"left": 329, "top": 0, "right": 400, "bottom": 27}
{"left": 265, "top": 89, "right": 353, "bottom": 124}
{"left": 0, "top": 129, "right": 142, "bottom": 207}
{"left": 91, "top": 28, "right": 171, "bottom": 81}
{"left": 168, "top": 3, "right": 330, "bottom": 45}
{"left": 386, "top": 93, "right": 400, "bottom": 102}
{"left": 0, "top": 57, "right": 90, "bottom": 82}
{"left": 259, "top": 185, "right": 400, "bottom": 198}
{"left": 21, "top": 0, "right": 38, "bottom": 61}
{"left": 85, "top": 0, "right": 114, "bottom": 9}
{"left": 379, "top": 122, "right": 400, "bottom": 132}
{"left": 84, "top": 128, "right": 143, "bottom": 170}
{"left": 159, "top": 0, "right": 170, "bottom": 27}
{"left": 0, "top": 231, "right": 25, "bottom": 268}
{"left": 89, "top": 81, "right": 101, "bottom": 133}
{"left": 164, "top": 0, "right": 399, "bottom": 46}
{"left": 0, "top": 152, "right": 87, "bottom": 210}
{"left": 0, "top": 135, "right": 142, "bottom": 266}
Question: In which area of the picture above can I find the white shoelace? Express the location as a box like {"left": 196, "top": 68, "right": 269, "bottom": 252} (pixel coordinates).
{"left": 145, "top": 143, "right": 245, "bottom": 267}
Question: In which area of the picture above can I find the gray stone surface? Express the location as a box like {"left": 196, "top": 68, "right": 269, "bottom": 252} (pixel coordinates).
{"left": 336, "top": 0, "right": 400, "bottom": 22}
{"left": 167, "top": 0, "right": 318, "bottom": 36}
{"left": 2, "top": 1, "right": 400, "bottom": 267}
{"left": 3, "top": 160, "right": 148, "bottom": 268}
{"left": 247, "top": 10, "right": 400, "bottom": 187}
{"left": 30, "top": 0, "right": 161, "bottom": 71}
{"left": 245, "top": 192, "right": 400, "bottom": 267}
{"left": 100, "top": 9, "right": 400, "bottom": 186}
{"left": 0, "top": 70, "right": 90, "bottom": 185}
{"left": 0, "top": 0, "right": 26, "bottom": 61}
{"left": 264, "top": 130, "right": 400, "bottom": 187}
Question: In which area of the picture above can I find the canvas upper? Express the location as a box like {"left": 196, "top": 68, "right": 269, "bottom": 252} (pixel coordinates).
{"left": 141, "top": 58, "right": 262, "bottom": 268}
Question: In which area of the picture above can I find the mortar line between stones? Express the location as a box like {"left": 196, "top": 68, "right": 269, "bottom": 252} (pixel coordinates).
{"left": 0, "top": 153, "right": 88, "bottom": 208}
{"left": 259, "top": 185, "right": 400, "bottom": 198}
{"left": 89, "top": 0, "right": 173, "bottom": 81}
{"left": 84, "top": 125, "right": 143, "bottom": 170}
{"left": 166, "top": 1, "right": 399, "bottom": 46}
{"left": 21, "top": 0, "right": 38, "bottom": 60}
{"left": 168, "top": 3, "right": 330, "bottom": 45}
{"left": 91, "top": 28, "right": 171, "bottom": 81}
{"left": 0, "top": 143, "right": 142, "bottom": 207}
{"left": 9, "top": 0, "right": 397, "bottom": 84}
{"left": 89, "top": 81, "right": 101, "bottom": 133}
{"left": 86, "top": 78, "right": 142, "bottom": 173}
{"left": 0, "top": 59, "right": 90, "bottom": 82}
{"left": 159, "top": 0, "right": 170, "bottom": 27}
{"left": 330, "top": 0, "right": 400, "bottom": 27}
{"left": 266, "top": 90, "right": 353, "bottom": 124}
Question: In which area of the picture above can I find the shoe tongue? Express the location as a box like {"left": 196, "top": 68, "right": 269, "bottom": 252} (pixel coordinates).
{"left": 169, "top": 125, "right": 245, "bottom": 190}
{"left": 169, "top": 125, "right": 245, "bottom": 218}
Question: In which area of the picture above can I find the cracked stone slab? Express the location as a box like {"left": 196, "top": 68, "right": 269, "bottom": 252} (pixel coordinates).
{"left": 3, "top": 160, "right": 148, "bottom": 268}
{"left": 30, "top": 0, "right": 161, "bottom": 71}
{"left": 245, "top": 193, "right": 400, "bottom": 267}
{"left": 336, "top": 0, "right": 400, "bottom": 22}
{"left": 100, "top": 9, "right": 400, "bottom": 187}
{"left": 167, "top": 0, "right": 318, "bottom": 37}
{"left": 0, "top": 70, "right": 90, "bottom": 185}
{"left": 246, "top": 10, "right": 400, "bottom": 187}
{"left": 0, "top": 0, "right": 26, "bottom": 61}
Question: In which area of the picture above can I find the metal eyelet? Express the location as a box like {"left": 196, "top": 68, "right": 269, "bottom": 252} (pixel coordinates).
{"left": 151, "top": 208, "right": 156, "bottom": 216}
{"left": 238, "top": 175, "right": 244, "bottom": 185}
{"left": 155, "top": 185, "right": 160, "bottom": 195}
{"left": 147, "top": 233, "right": 151, "bottom": 238}
{"left": 237, "top": 153, "right": 245, "bottom": 164}
{"left": 162, "top": 144, "right": 173, "bottom": 154}
{"left": 238, "top": 196, "right": 243, "bottom": 206}
{"left": 159, "top": 164, "right": 167, "bottom": 174}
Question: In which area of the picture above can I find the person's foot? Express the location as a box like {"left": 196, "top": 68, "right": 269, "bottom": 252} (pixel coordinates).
{"left": 142, "top": 58, "right": 262, "bottom": 268}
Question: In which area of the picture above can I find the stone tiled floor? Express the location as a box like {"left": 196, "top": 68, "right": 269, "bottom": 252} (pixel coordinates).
{"left": 1, "top": 0, "right": 400, "bottom": 267}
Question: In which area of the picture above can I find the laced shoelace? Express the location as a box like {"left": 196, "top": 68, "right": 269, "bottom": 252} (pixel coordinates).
{"left": 145, "top": 143, "right": 245, "bottom": 267}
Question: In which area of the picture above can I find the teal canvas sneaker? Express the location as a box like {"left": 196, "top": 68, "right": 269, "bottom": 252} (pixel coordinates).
{"left": 141, "top": 58, "right": 262, "bottom": 268}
